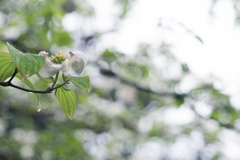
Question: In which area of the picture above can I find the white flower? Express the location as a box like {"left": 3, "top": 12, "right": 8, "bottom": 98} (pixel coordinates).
{"left": 38, "top": 50, "right": 87, "bottom": 78}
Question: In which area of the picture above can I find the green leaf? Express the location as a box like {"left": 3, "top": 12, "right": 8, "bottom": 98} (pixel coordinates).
{"left": 181, "top": 63, "right": 190, "bottom": 73}
{"left": 55, "top": 85, "right": 76, "bottom": 120}
{"left": 120, "top": 5, "right": 127, "bottom": 18}
{"left": 174, "top": 98, "right": 184, "bottom": 108}
{"left": 6, "top": 42, "right": 45, "bottom": 82}
{"left": 195, "top": 36, "right": 203, "bottom": 44}
{"left": 15, "top": 73, "right": 40, "bottom": 111}
{"left": 0, "top": 52, "right": 15, "bottom": 82}
{"left": 36, "top": 74, "right": 54, "bottom": 83}
{"left": 52, "top": 31, "right": 72, "bottom": 46}
{"left": 101, "top": 49, "right": 116, "bottom": 63}
{"left": 69, "top": 76, "right": 90, "bottom": 93}
{"left": 101, "top": 49, "right": 115, "bottom": 58}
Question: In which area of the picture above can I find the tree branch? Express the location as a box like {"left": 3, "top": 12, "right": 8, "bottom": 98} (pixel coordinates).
{"left": 0, "top": 69, "right": 55, "bottom": 93}
{"left": 0, "top": 73, "right": 67, "bottom": 94}
{"left": 189, "top": 104, "right": 236, "bottom": 130}
{"left": 0, "top": 82, "right": 54, "bottom": 93}
{"left": 99, "top": 68, "right": 187, "bottom": 99}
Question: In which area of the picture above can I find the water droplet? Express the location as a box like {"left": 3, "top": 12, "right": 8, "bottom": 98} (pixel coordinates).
{"left": 36, "top": 105, "right": 41, "bottom": 112}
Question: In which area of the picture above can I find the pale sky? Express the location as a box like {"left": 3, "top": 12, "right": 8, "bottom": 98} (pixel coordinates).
{"left": 84, "top": 0, "right": 240, "bottom": 106}
{"left": 62, "top": 0, "right": 240, "bottom": 108}
{"left": 72, "top": 0, "right": 238, "bottom": 80}
{"left": 62, "top": 0, "right": 240, "bottom": 159}
{"left": 116, "top": 0, "right": 240, "bottom": 87}
{"left": 87, "top": 1, "right": 240, "bottom": 159}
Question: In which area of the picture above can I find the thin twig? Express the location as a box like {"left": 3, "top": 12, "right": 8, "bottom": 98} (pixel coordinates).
{"left": 9, "top": 83, "right": 52, "bottom": 93}
{"left": 0, "top": 70, "right": 69, "bottom": 93}
{"left": 0, "top": 68, "right": 54, "bottom": 93}
{"left": 51, "top": 71, "right": 59, "bottom": 88}
{"left": 0, "top": 82, "right": 53, "bottom": 93}
{"left": 54, "top": 80, "right": 70, "bottom": 90}
{"left": 8, "top": 68, "right": 18, "bottom": 83}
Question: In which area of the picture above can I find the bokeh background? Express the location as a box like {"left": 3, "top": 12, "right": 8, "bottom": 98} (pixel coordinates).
{"left": 1, "top": 0, "right": 240, "bottom": 159}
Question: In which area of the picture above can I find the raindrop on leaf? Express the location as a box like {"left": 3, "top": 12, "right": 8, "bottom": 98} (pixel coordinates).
{"left": 36, "top": 104, "right": 41, "bottom": 112}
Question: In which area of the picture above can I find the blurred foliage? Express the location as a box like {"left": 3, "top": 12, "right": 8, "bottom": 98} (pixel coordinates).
{"left": 0, "top": 0, "right": 239, "bottom": 160}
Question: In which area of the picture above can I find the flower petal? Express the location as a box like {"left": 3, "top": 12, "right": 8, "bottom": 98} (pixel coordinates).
{"left": 65, "top": 50, "right": 87, "bottom": 77}
{"left": 38, "top": 51, "right": 59, "bottom": 78}
{"left": 58, "top": 59, "right": 69, "bottom": 75}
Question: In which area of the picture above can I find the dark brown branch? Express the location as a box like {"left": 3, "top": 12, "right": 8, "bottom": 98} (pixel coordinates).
{"left": 0, "top": 69, "right": 56, "bottom": 93}
{"left": 0, "top": 78, "right": 65, "bottom": 94}
{"left": 0, "top": 81, "right": 54, "bottom": 93}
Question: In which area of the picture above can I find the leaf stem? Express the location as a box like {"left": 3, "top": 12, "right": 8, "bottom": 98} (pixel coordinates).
{"left": 51, "top": 71, "right": 59, "bottom": 88}
{"left": 54, "top": 80, "right": 70, "bottom": 90}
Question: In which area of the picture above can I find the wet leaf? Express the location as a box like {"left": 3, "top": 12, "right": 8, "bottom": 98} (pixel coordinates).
{"left": 7, "top": 42, "right": 45, "bottom": 82}
{"left": 55, "top": 85, "right": 76, "bottom": 120}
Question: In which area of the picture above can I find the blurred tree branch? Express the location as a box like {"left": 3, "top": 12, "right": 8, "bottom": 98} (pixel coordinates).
{"left": 190, "top": 104, "right": 236, "bottom": 130}
{"left": 99, "top": 66, "right": 187, "bottom": 99}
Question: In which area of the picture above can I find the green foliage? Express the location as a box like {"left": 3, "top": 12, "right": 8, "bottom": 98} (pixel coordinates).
{"left": 0, "top": 42, "right": 90, "bottom": 120}
{"left": 0, "top": 0, "right": 238, "bottom": 159}
{"left": 0, "top": 52, "right": 15, "bottom": 82}
{"left": 101, "top": 49, "right": 117, "bottom": 63}
{"left": 52, "top": 31, "right": 72, "bottom": 46}
{"left": 101, "top": 49, "right": 115, "bottom": 58}
{"left": 15, "top": 73, "right": 40, "bottom": 109}
{"left": 36, "top": 74, "right": 55, "bottom": 83}
{"left": 70, "top": 76, "right": 90, "bottom": 93}
{"left": 195, "top": 35, "right": 203, "bottom": 43}
{"left": 181, "top": 63, "right": 190, "bottom": 73}
{"left": 62, "top": 74, "right": 70, "bottom": 83}
{"left": 55, "top": 85, "right": 77, "bottom": 120}
{"left": 174, "top": 97, "right": 184, "bottom": 107}
{"left": 7, "top": 43, "right": 45, "bottom": 82}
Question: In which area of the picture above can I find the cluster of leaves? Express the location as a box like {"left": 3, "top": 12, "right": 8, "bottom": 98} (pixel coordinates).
{"left": 0, "top": 0, "right": 239, "bottom": 160}
{"left": 0, "top": 43, "right": 90, "bottom": 120}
